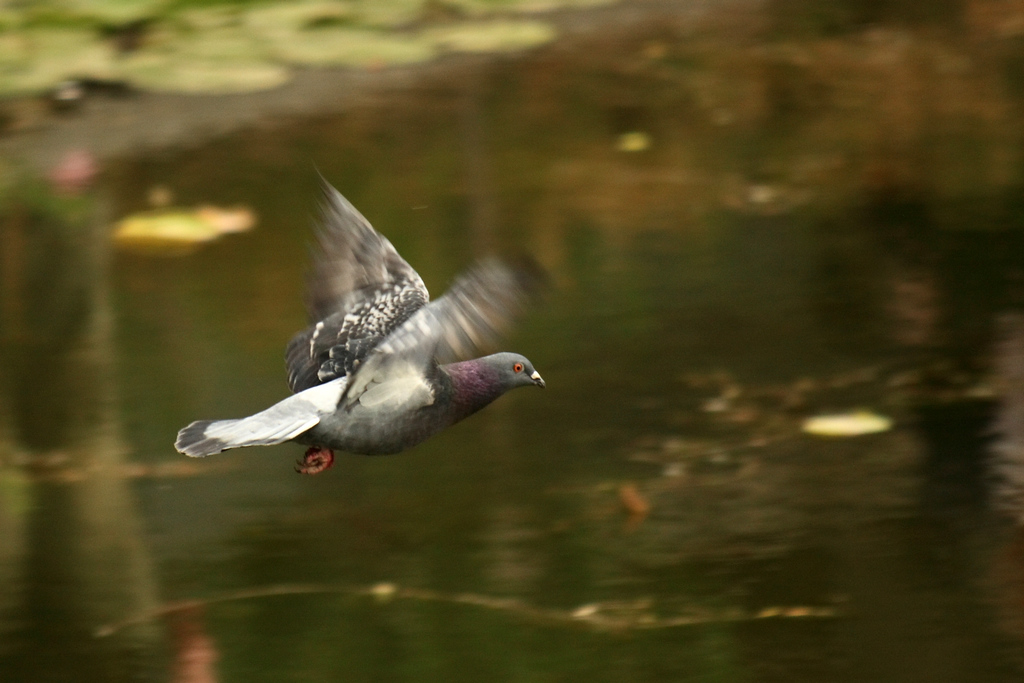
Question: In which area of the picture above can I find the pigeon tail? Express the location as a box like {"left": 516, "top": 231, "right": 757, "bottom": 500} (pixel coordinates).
{"left": 175, "top": 413, "right": 319, "bottom": 457}
{"left": 175, "top": 378, "right": 348, "bottom": 457}
{"left": 175, "top": 420, "right": 225, "bottom": 457}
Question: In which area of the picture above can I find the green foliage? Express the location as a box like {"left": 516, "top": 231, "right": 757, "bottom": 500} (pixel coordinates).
{"left": 0, "top": 0, "right": 570, "bottom": 94}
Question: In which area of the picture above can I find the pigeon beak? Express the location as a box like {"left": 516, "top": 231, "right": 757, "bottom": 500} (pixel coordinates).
{"left": 530, "top": 370, "right": 545, "bottom": 388}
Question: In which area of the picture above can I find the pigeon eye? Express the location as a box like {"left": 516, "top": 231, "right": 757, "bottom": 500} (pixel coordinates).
{"left": 513, "top": 362, "right": 524, "bottom": 373}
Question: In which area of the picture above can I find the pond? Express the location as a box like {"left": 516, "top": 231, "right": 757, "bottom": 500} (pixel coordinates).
{"left": 3, "top": 3, "right": 1024, "bottom": 681}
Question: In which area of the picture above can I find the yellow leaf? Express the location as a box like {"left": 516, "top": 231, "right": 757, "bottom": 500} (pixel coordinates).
{"left": 801, "top": 411, "right": 893, "bottom": 437}
{"left": 617, "top": 131, "right": 651, "bottom": 153}
{"left": 113, "top": 205, "right": 257, "bottom": 253}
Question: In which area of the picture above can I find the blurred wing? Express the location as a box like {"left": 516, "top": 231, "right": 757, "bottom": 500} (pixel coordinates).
{"left": 341, "top": 258, "right": 544, "bottom": 407}
{"left": 305, "top": 177, "right": 428, "bottom": 322}
{"left": 285, "top": 178, "right": 429, "bottom": 393}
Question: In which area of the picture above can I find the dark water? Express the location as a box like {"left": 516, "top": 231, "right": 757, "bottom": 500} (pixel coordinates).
{"left": 5, "top": 5, "right": 1024, "bottom": 681}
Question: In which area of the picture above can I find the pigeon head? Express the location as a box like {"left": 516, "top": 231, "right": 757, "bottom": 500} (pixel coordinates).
{"left": 478, "top": 352, "right": 545, "bottom": 390}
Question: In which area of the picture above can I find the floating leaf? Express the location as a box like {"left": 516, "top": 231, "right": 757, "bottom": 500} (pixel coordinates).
{"left": 265, "top": 27, "right": 433, "bottom": 67}
{"left": 369, "top": 582, "right": 397, "bottom": 601}
{"left": 116, "top": 27, "right": 289, "bottom": 93}
{"left": 179, "top": 6, "right": 245, "bottom": 31}
{"left": 0, "top": 28, "right": 120, "bottom": 95}
{"left": 801, "top": 411, "right": 893, "bottom": 437}
{"left": 618, "top": 483, "right": 650, "bottom": 521}
{"left": 354, "top": 0, "right": 424, "bottom": 28}
{"left": 118, "top": 52, "right": 289, "bottom": 93}
{"left": 426, "top": 19, "right": 556, "bottom": 53}
{"left": 48, "top": 0, "right": 168, "bottom": 24}
{"left": 748, "top": 184, "right": 776, "bottom": 205}
{"left": 571, "top": 603, "right": 599, "bottom": 619}
{"left": 244, "top": 1, "right": 355, "bottom": 33}
{"left": 451, "top": 0, "right": 616, "bottom": 14}
{"left": 113, "top": 205, "right": 256, "bottom": 253}
{"left": 617, "top": 131, "right": 651, "bottom": 152}
{"left": 114, "top": 211, "right": 219, "bottom": 248}
{"left": 194, "top": 205, "right": 256, "bottom": 234}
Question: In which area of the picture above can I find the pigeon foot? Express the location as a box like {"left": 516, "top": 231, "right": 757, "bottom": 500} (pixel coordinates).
{"left": 296, "top": 446, "right": 334, "bottom": 475}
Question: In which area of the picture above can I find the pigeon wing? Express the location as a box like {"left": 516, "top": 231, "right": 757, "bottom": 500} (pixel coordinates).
{"left": 285, "top": 179, "right": 429, "bottom": 393}
{"left": 341, "top": 258, "right": 544, "bottom": 408}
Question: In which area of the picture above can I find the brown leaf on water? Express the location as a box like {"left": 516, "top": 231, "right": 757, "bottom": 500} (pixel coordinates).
{"left": 642, "top": 41, "right": 668, "bottom": 60}
{"left": 619, "top": 483, "right": 650, "bottom": 525}
{"left": 166, "top": 604, "right": 219, "bottom": 683}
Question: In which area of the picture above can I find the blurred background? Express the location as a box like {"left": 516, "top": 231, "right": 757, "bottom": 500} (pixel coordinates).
{"left": 4, "top": 0, "right": 1024, "bottom": 680}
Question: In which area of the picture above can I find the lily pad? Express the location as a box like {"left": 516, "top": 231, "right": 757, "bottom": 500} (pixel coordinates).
{"left": 266, "top": 27, "right": 434, "bottom": 67}
{"left": 179, "top": 6, "right": 246, "bottom": 31}
{"left": 117, "top": 28, "right": 288, "bottom": 93}
{"left": 46, "top": 0, "right": 168, "bottom": 24}
{"left": 801, "top": 411, "right": 893, "bottom": 437}
{"left": 450, "top": 0, "right": 615, "bottom": 15}
{"left": 0, "top": 10, "right": 21, "bottom": 32}
{"left": 351, "top": 0, "right": 423, "bottom": 28}
{"left": 0, "top": 28, "right": 119, "bottom": 95}
{"left": 119, "top": 55, "right": 289, "bottom": 93}
{"left": 244, "top": 1, "right": 356, "bottom": 32}
{"left": 426, "top": 19, "right": 555, "bottom": 53}
{"left": 140, "top": 26, "right": 270, "bottom": 62}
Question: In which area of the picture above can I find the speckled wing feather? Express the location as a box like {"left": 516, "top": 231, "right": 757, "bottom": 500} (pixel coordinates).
{"left": 341, "top": 258, "right": 544, "bottom": 407}
{"left": 285, "top": 179, "right": 429, "bottom": 393}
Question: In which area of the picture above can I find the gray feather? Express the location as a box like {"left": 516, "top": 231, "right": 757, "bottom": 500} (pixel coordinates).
{"left": 285, "top": 178, "right": 429, "bottom": 393}
{"left": 306, "top": 178, "right": 428, "bottom": 322}
{"left": 342, "top": 258, "right": 543, "bottom": 407}
{"left": 175, "top": 378, "right": 347, "bottom": 457}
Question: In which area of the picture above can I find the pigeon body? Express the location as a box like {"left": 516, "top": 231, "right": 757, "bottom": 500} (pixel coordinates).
{"left": 302, "top": 352, "right": 544, "bottom": 455}
{"left": 174, "top": 179, "right": 544, "bottom": 468}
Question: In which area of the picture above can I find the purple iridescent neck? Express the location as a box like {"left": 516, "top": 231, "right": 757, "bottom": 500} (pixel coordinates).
{"left": 443, "top": 359, "right": 506, "bottom": 422}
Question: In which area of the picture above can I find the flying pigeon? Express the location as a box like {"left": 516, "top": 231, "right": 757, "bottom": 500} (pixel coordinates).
{"left": 175, "top": 179, "right": 545, "bottom": 474}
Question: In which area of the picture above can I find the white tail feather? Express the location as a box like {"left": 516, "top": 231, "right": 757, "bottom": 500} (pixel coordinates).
{"left": 175, "top": 378, "right": 347, "bottom": 457}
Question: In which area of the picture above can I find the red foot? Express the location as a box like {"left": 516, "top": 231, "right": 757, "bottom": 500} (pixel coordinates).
{"left": 296, "top": 446, "right": 334, "bottom": 475}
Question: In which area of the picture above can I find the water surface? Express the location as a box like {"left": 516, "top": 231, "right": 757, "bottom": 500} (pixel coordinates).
{"left": 3, "top": 5, "right": 1024, "bottom": 681}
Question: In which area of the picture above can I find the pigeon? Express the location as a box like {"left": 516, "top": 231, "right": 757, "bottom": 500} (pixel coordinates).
{"left": 174, "top": 178, "right": 545, "bottom": 474}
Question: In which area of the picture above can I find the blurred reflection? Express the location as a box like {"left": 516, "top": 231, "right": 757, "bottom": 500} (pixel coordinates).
{"left": 0, "top": 174, "right": 161, "bottom": 680}
{"left": 461, "top": 72, "right": 497, "bottom": 255}
{"left": 167, "top": 605, "right": 219, "bottom": 683}
{"left": 991, "top": 313, "right": 1024, "bottom": 523}
{"left": 0, "top": 381, "right": 25, "bottom": 670}
{"left": 989, "top": 313, "right": 1024, "bottom": 648}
